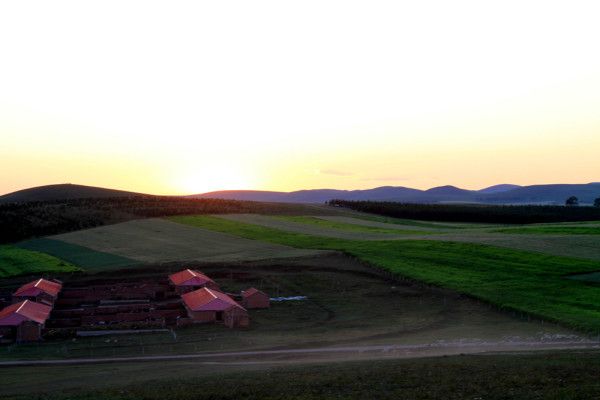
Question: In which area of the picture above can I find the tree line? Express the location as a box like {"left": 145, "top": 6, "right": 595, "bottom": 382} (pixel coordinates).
{"left": 328, "top": 200, "right": 600, "bottom": 224}
{"left": 0, "top": 196, "right": 307, "bottom": 244}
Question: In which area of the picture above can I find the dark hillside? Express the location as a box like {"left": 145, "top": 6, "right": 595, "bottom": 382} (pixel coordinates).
{"left": 0, "top": 197, "right": 331, "bottom": 244}
{"left": 0, "top": 184, "right": 141, "bottom": 204}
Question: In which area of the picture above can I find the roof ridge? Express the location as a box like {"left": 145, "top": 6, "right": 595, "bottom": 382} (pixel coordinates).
{"left": 34, "top": 278, "right": 44, "bottom": 288}
{"left": 206, "top": 287, "right": 218, "bottom": 299}
{"left": 15, "top": 300, "right": 27, "bottom": 315}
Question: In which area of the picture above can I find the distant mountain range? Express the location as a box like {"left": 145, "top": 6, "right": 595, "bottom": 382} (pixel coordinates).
{"left": 190, "top": 183, "right": 600, "bottom": 205}
{"left": 2, "top": 182, "right": 600, "bottom": 205}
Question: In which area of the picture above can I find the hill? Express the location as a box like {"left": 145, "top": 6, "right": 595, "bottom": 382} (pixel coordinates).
{"left": 478, "top": 184, "right": 522, "bottom": 194}
{"left": 481, "top": 183, "right": 600, "bottom": 205}
{"left": 192, "top": 183, "right": 600, "bottom": 205}
{"left": 0, "top": 184, "right": 141, "bottom": 203}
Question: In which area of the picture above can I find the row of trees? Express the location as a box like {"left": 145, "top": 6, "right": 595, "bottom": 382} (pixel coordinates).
{"left": 565, "top": 196, "right": 600, "bottom": 207}
{"left": 328, "top": 200, "right": 600, "bottom": 224}
{"left": 0, "top": 196, "right": 308, "bottom": 244}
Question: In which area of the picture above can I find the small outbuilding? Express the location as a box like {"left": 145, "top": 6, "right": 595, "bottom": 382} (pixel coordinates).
{"left": 241, "top": 287, "right": 270, "bottom": 309}
{"left": 181, "top": 287, "right": 249, "bottom": 328}
{"left": 13, "top": 278, "right": 62, "bottom": 305}
{"left": 168, "top": 269, "right": 220, "bottom": 294}
{"left": 0, "top": 300, "right": 52, "bottom": 342}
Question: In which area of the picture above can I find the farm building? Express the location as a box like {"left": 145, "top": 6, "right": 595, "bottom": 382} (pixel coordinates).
{"left": 168, "top": 269, "right": 220, "bottom": 294}
{"left": 13, "top": 278, "right": 62, "bottom": 305}
{"left": 181, "top": 287, "right": 249, "bottom": 328}
{"left": 241, "top": 287, "right": 270, "bottom": 309}
{"left": 0, "top": 300, "right": 52, "bottom": 342}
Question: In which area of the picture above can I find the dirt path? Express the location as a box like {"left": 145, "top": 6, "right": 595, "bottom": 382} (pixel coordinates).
{"left": 2, "top": 340, "right": 598, "bottom": 367}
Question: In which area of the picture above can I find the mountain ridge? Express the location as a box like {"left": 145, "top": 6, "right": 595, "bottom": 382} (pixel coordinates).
{"left": 2, "top": 182, "right": 600, "bottom": 205}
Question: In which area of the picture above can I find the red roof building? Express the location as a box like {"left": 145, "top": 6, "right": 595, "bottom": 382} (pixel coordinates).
{"left": 181, "top": 288, "right": 248, "bottom": 328}
{"left": 168, "top": 269, "right": 219, "bottom": 293}
{"left": 13, "top": 279, "right": 62, "bottom": 305}
{"left": 241, "top": 287, "right": 270, "bottom": 309}
{"left": 0, "top": 300, "right": 52, "bottom": 342}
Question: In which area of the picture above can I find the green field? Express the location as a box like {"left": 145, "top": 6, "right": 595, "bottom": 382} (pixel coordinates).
{"left": 276, "top": 215, "right": 433, "bottom": 234}
{"left": 3, "top": 351, "right": 600, "bottom": 399}
{"left": 17, "top": 238, "right": 137, "bottom": 271}
{"left": 171, "top": 215, "right": 600, "bottom": 332}
{"left": 497, "top": 226, "right": 600, "bottom": 235}
{"left": 0, "top": 245, "right": 79, "bottom": 278}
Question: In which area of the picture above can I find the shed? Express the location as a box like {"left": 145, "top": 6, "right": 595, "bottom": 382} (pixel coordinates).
{"left": 168, "top": 269, "right": 219, "bottom": 294}
{"left": 0, "top": 300, "right": 52, "bottom": 342}
{"left": 241, "top": 287, "right": 270, "bottom": 309}
{"left": 181, "top": 288, "right": 249, "bottom": 328}
{"left": 13, "top": 278, "right": 62, "bottom": 305}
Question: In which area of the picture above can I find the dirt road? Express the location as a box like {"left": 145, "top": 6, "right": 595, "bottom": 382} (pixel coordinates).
{"left": 2, "top": 340, "right": 598, "bottom": 367}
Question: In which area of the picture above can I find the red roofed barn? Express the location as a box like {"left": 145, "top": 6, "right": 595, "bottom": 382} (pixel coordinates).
{"left": 241, "top": 288, "right": 270, "bottom": 309}
{"left": 13, "top": 278, "right": 62, "bottom": 305}
{"left": 0, "top": 300, "right": 52, "bottom": 342}
{"left": 181, "top": 287, "right": 249, "bottom": 328}
{"left": 169, "top": 269, "right": 220, "bottom": 294}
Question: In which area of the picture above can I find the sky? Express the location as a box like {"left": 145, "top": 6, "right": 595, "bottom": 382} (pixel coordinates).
{"left": 1, "top": 1, "right": 600, "bottom": 195}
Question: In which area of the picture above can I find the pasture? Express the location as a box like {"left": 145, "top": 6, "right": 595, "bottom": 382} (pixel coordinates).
{"left": 47, "top": 218, "right": 327, "bottom": 268}
{"left": 210, "top": 214, "right": 600, "bottom": 261}
{"left": 171, "top": 215, "right": 600, "bottom": 332}
{"left": 0, "top": 245, "right": 79, "bottom": 278}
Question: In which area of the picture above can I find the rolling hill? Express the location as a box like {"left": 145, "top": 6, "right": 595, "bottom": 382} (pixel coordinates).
{"left": 0, "top": 183, "right": 141, "bottom": 204}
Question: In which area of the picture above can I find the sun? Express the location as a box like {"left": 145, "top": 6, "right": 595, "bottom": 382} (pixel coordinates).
{"left": 175, "top": 165, "right": 255, "bottom": 194}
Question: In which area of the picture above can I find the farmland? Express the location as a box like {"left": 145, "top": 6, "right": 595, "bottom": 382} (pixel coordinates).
{"left": 170, "top": 215, "right": 600, "bottom": 332}
{"left": 46, "top": 218, "right": 326, "bottom": 268}
{"left": 0, "top": 253, "right": 575, "bottom": 362}
{"left": 2, "top": 206, "right": 600, "bottom": 399}
{"left": 0, "top": 245, "right": 79, "bottom": 278}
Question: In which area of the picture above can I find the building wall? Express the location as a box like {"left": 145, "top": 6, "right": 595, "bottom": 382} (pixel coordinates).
{"left": 16, "top": 321, "right": 42, "bottom": 342}
{"left": 243, "top": 293, "right": 270, "bottom": 309}
{"left": 224, "top": 307, "right": 249, "bottom": 328}
{"left": 186, "top": 309, "right": 217, "bottom": 323}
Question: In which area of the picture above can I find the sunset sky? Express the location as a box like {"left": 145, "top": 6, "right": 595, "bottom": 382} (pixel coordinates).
{"left": 1, "top": 1, "right": 600, "bottom": 195}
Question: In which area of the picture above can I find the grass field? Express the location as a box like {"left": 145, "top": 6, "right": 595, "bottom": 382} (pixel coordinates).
{"left": 276, "top": 215, "right": 433, "bottom": 234}
{"left": 496, "top": 226, "right": 600, "bottom": 235}
{"left": 3, "top": 351, "right": 600, "bottom": 399}
{"left": 18, "top": 238, "right": 137, "bottom": 271}
{"left": 44, "top": 219, "right": 326, "bottom": 269}
{"left": 0, "top": 245, "right": 79, "bottom": 278}
{"left": 219, "top": 214, "right": 414, "bottom": 240}
{"left": 171, "top": 215, "right": 600, "bottom": 332}
{"left": 219, "top": 214, "right": 600, "bottom": 261}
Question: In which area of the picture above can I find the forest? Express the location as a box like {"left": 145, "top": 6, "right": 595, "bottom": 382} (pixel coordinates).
{"left": 328, "top": 200, "right": 600, "bottom": 224}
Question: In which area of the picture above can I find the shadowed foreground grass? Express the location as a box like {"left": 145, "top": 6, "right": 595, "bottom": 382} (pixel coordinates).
{"left": 170, "top": 215, "right": 600, "bottom": 332}
{"left": 3, "top": 351, "right": 600, "bottom": 399}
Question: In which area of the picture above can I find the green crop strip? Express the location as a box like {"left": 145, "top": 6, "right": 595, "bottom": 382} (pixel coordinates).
{"left": 170, "top": 215, "right": 600, "bottom": 332}
{"left": 275, "top": 215, "right": 434, "bottom": 234}
{"left": 496, "top": 226, "right": 600, "bottom": 235}
{"left": 0, "top": 245, "right": 80, "bottom": 278}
